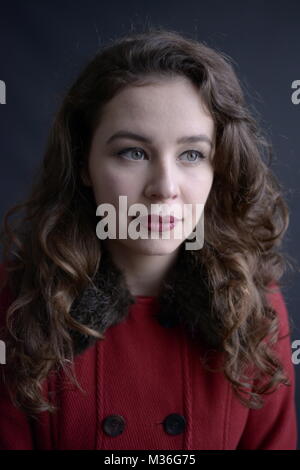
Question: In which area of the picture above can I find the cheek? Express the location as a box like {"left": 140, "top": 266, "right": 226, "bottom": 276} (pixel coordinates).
{"left": 184, "top": 169, "right": 213, "bottom": 226}
{"left": 187, "top": 167, "right": 214, "bottom": 204}
{"left": 88, "top": 163, "right": 140, "bottom": 205}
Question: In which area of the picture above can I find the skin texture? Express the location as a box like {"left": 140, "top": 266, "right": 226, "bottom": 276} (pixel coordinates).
{"left": 82, "top": 76, "right": 216, "bottom": 296}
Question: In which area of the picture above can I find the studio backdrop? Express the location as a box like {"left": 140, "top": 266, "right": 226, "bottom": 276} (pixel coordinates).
{"left": 0, "top": 0, "right": 299, "bottom": 450}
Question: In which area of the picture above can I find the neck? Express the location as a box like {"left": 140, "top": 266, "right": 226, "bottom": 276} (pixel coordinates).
{"left": 102, "top": 241, "right": 180, "bottom": 297}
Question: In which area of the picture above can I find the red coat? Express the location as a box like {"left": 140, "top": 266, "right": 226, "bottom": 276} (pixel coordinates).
{"left": 0, "top": 266, "right": 297, "bottom": 450}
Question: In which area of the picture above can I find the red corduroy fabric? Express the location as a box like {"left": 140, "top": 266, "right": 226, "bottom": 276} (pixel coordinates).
{"left": 0, "top": 264, "right": 297, "bottom": 450}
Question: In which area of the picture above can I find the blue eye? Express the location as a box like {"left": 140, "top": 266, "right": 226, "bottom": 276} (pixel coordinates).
{"left": 180, "top": 150, "right": 206, "bottom": 163}
{"left": 115, "top": 147, "right": 206, "bottom": 163}
{"left": 116, "top": 148, "right": 146, "bottom": 161}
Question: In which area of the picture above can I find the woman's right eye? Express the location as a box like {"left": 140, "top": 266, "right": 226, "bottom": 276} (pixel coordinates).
{"left": 116, "top": 147, "right": 147, "bottom": 161}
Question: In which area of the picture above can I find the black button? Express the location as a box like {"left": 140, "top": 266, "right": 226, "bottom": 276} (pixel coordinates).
{"left": 163, "top": 413, "right": 186, "bottom": 435}
{"left": 154, "top": 313, "right": 180, "bottom": 328}
{"left": 102, "top": 415, "right": 126, "bottom": 437}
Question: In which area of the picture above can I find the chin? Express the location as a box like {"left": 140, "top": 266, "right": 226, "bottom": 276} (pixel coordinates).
{"left": 119, "top": 238, "right": 183, "bottom": 257}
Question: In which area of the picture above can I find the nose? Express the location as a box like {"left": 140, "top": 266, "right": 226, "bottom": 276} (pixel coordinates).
{"left": 144, "top": 158, "right": 179, "bottom": 202}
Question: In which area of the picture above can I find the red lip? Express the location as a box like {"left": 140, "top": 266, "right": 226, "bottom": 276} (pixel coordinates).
{"left": 148, "top": 215, "right": 177, "bottom": 224}
{"left": 131, "top": 214, "right": 182, "bottom": 232}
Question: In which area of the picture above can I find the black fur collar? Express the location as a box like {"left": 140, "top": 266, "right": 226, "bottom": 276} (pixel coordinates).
{"left": 69, "top": 244, "right": 218, "bottom": 356}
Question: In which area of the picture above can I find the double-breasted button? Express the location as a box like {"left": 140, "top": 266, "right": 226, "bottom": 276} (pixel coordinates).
{"left": 102, "top": 415, "right": 126, "bottom": 437}
{"left": 154, "top": 313, "right": 180, "bottom": 328}
{"left": 163, "top": 413, "right": 186, "bottom": 435}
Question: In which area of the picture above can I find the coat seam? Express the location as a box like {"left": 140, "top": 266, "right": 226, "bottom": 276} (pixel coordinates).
{"left": 222, "top": 378, "right": 232, "bottom": 449}
{"left": 96, "top": 339, "right": 103, "bottom": 449}
{"left": 48, "top": 373, "right": 57, "bottom": 449}
{"left": 182, "top": 330, "right": 193, "bottom": 450}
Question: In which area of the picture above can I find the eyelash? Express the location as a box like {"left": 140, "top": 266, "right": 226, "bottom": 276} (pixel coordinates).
{"left": 114, "top": 147, "right": 207, "bottom": 164}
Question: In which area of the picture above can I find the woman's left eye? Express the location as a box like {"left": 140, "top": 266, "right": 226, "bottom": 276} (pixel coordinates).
{"left": 180, "top": 150, "right": 206, "bottom": 163}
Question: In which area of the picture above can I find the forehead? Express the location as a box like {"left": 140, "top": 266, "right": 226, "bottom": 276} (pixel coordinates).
{"left": 94, "top": 77, "right": 215, "bottom": 141}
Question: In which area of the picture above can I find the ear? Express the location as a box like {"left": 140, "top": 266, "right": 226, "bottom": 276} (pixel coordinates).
{"left": 80, "top": 166, "right": 92, "bottom": 187}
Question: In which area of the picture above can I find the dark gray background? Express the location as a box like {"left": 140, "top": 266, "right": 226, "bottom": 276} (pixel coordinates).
{"left": 0, "top": 0, "right": 299, "bottom": 449}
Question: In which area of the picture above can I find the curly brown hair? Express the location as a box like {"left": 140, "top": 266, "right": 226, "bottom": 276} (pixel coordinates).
{"left": 0, "top": 26, "right": 295, "bottom": 417}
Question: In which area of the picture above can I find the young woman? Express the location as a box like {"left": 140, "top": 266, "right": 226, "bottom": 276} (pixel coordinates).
{"left": 0, "top": 28, "right": 297, "bottom": 450}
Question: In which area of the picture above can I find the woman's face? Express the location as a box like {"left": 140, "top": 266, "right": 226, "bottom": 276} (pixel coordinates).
{"left": 83, "top": 76, "right": 215, "bottom": 257}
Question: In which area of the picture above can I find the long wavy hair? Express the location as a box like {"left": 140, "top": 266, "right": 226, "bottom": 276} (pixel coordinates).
{"left": 0, "top": 27, "right": 295, "bottom": 417}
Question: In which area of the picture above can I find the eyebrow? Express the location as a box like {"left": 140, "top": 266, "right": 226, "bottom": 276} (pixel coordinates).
{"left": 105, "top": 130, "right": 213, "bottom": 149}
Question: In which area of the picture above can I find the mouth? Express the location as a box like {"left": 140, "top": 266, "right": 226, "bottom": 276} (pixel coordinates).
{"left": 131, "top": 214, "right": 183, "bottom": 232}
{"left": 148, "top": 215, "right": 178, "bottom": 224}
